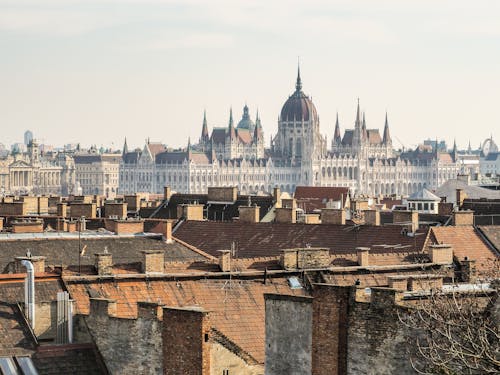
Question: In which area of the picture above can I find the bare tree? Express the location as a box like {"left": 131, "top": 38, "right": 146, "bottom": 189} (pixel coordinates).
{"left": 400, "top": 262, "right": 500, "bottom": 374}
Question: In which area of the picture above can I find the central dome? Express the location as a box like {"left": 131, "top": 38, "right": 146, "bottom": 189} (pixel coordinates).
{"left": 237, "top": 104, "right": 255, "bottom": 130}
{"left": 280, "top": 68, "right": 318, "bottom": 122}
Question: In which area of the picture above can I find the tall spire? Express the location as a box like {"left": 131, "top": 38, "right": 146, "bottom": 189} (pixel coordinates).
{"left": 355, "top": 98, "right": 361, "bottom": 127}
{"left": 383, "top": 111, "right": 392, "bottom": 144}
{"left": 201, "top": 110, "right": 209, "bottom": 143}
{"left": 333, "top": 112, "right": 341, "bottom": 144}
{"left": 467, "top": 140, "right": 471, "bottom": 154}
{"left": 228, "top": 107, "right": 236, "bottom": 139}
{"left": 122, "top": 137, "right": 128, "bottom": 156}
{"left": 295, "top": 62, "right": 302, "bottom": 92}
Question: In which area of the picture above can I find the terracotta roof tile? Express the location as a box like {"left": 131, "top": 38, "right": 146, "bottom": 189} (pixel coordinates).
{"left": 430, "top": 226, "right": 498, "bottom": 273}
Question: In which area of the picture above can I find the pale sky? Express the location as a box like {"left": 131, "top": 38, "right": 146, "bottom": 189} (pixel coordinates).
{"left": 1, "top": 0, "right": 499, "bottom": 151}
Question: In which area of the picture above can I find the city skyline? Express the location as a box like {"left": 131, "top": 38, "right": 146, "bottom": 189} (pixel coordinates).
{"left": 1, "top": 0, "right": 499, "bottom": 150}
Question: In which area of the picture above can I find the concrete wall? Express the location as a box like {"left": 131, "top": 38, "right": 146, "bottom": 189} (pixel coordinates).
{"left": 85, "top": 299, "right": 163, "bottom": 375}
{"left": 265, "top": 294, "right": 313, "bottom": 375}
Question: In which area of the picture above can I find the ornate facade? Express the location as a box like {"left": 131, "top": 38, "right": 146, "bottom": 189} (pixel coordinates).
{"left": 0, "top": 140, "right": 76, "bottom": 196}
{"left": 119, "top": 68, "right": 462, "bottom": 196}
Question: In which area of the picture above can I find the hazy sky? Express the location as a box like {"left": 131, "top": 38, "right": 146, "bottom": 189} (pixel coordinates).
{"left": 1, "top": 0, "right": 499, "bottom": 151}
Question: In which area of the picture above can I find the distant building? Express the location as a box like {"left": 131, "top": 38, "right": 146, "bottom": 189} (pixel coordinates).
{"left": 74, "top": 153, "right": 121, "bottom": 198}
{"left": 480, "top": 137, "right": 499, "bottom": 177}
{"left": 120, "top": 66, "right": 463, "bottom": 196}
{"left": 24, "top": 130, "right": 33, "bottom": 146}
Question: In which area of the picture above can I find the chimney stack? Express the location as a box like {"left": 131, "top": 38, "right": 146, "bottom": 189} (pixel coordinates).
{"left": 364, "top": 210, "right": 380, "bottom": 226}
{"left": 429, "top": 244, "right": 453, "bottom": 264}
{"left": 239, "top": 205, "right": 260, "bottom": 223}
{"left": 356, "top": 247, "right": 370, "bottom": 267}
{"left": 15, "top": 256, "right": 46, "bottom": 274}
{"left": 164, "top": 221, "right": 173, "bottom": 243}
{"left": 452, "top": 210, "right": 474, "bottom": 226}
{"left": 321, "top": 208, "right": 346, "bottom": 225}
{"left": 456, "top": 188, "right": 467, "bottom": 208}
{"left": 142, "top": 250, "right": 165, "bottom": 274}
{"left": 218, "top": 250, "right": 231, "bottom": 272}
{"left": 95, "top": 252, "right": 113, "bottom": 276}
{"left": 164, "top": 186, "right": 172, "bottom": 201}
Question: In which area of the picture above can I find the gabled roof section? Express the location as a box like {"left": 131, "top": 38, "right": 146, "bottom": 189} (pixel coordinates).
{"left": 430, "top": 226, "right": 498, "bottom": 273}
{"left": 408, "top": 188, "right": 441, "bottom": 201}
{"left": 367, "top": 129, "right": 382, "bottom": 144}
{"left": 174, "top": 222, "right": 429, "bottom": 259}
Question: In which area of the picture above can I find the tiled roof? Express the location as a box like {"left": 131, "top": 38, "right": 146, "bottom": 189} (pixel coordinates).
{"left": 430, "top": 227, "right": 498, "bottom": 272}
{"left": 341, "top": 130, "right": 353, "bottom": 145}
{"left": 66, "top": 277, "right": 304, "bottom": 364}
{"left": 0, "top": 302, "right": 35, "bottom": 356}
{"left": 211, "top": 128, "right": 227, "bottom": 144}
{"left": 435, "top": 179, "right": 500, "bottom": 203}
{"left": 478, "top": 226, "right": 500, "bottom": 252}
{"left": 174, "top": 222, "right": 429, "bottom": 259}
{"left": 146, "top": 143, "right": 166, "bottom": 156}
{"left": 122, "top": 151, "right": 141, "bottom": 164}
{"left": 0, "top": 236, "right": 207, "bottom": 272}
{"left": 236, "top": 129, "right": 252, "bottom": 144}
{"left": 367, "top": 129, "right": 382, "bottom": 144}
{"left": 155, "top": 152, "right": 187, "bottom": 164}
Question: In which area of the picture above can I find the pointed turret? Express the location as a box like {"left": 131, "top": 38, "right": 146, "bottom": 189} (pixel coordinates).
{"left": 228, "top": 108, "right": 236, "bottom": 140}
{"left": 467, "top": 140, "right": 471, "bottom": 154}
{"left": 333, "top": 112, "right": 341, "bottom": 144}
{"left": 353, "top": 98, "right": 362, "bottom": 146}
{"left": 122, "top": 137, "right": 128, "bottom": 156}
{"left": 382, "top": 112, "right": 392, "bottom": 144}
{"left": 200, "top": 110, "right": 209, "bottom": 143}
{"left": 362, "top": 112, "right": 368, "bottom": 141}
{"left": 253, "top": 110, "right": 263, "bottom": 141}
{"left": 295, "top": 63, "right": 302, "bottom": 92}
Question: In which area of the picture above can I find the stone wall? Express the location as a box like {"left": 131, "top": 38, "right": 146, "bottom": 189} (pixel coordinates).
{"left": 265, "top": 294, "right": 313, "bottom": 375}
{"left": 85, "top": 298, "right": 163, "bottom": 375}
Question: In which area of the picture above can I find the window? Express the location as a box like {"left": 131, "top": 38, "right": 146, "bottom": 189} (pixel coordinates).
{"left": 223, "top": 370, "right": 229, "bottom": 375}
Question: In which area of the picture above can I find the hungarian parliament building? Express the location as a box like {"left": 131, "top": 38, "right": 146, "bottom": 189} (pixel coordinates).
{"left": 119, "top": 68, "right": 463, "bottom": 196}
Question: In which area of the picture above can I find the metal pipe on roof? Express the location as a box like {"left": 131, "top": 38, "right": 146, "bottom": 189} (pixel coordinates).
{"left": 20, "top": 259, "right": 35, "bottom": 330}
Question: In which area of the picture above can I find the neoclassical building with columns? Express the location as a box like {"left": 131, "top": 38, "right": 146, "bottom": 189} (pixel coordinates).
{"left": 119, "top": 68, "right": 461, "bottom": 196}
{"left": 0, "top": 140, "right": 76, "bottom": 196}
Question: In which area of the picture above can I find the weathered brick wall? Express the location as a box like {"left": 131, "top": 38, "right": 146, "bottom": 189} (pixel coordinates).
{"left": 428, "top": 244, "right": 453, "bottom": 264}
{"left": 163, "top": 307, "right": 211, "bottom": 375}
{"left": 239, "top": 206, "right": 260, "bottom": 223}
{"left": 265, "top": 294, "right": 313, "bottom": 375}
{"left": 311, "top": 284, "right": 350, "bottom": 375}
{"left": 297, "top": 249, "right": 330, "bottom": 269}
{"left": 18, "top": 196, "right": 38, "bottom": 214}
{"left": 142, "top": 250, "right": 165, "bottom": 273}
{"left": 37, "top": 197, "right": 49, "bottom": 214}
{"left": 321, "top": 209, "right": 345, "bottom": 225}
{"left": 70, "top": 203, "right": 97, "bottom": 218}
{"left": 177, "top": 204, "right": 204, "bottom": 221}
{"left": 105, "top": 203, "right": 127, "bottom": 219}
{"left": 124, "top": 195, "right": 141, "bottom": 211}
{"left": 275, "top": 208, "right": 296, "bottom": 223}
{"left": 57, "top": 203, "right": 67, "bottom": 217}
{"left": 12, "top": 221, "right": 44, "bottom": 233}
{"left": 393, "top": 210, "right": 418, "bottom": 231}
{"left": 304, "top": 214, "right": 320, "bottom": 224}
{"left": 85, "top": 299, "right": 163, "bottom": 375}
{"left": 363, "top": 210, "right": 380, "bottom": 226}
{"left": 346, "top": 288, "right": 416, "bottom": 375}
{"left": 207, "top": 187, "right": 237, "bottom": 202}
{"left": 452, "top": 210, "right": 474, "bottom": 226}
{"left": 113, "top": 220, "right": 144, "bottom": 234}
{"left": 0, "top": 202, "right": 27, "bottom": 216}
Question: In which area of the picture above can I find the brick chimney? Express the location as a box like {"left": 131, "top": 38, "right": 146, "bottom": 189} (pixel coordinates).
{"left": 177, "top": 204, "right": 204, "bottom": 221}
{"left": 0, "top": 217, "right": 3, "bottom": 231}
{"left": 164, "top": 221, "right": 173, "bottom": 243}
{"left": 452, "top": 210, "right": 474, "bottom": 226}
{"left": 15, "top": 256, "right": 46, "bottom": 274}
{"left": 218, "top": 250, "right": 231, "bottom": 272}
{"left": 95, "top": 252, "right": 113, "bottom": 276}
{"left": 356, "top": 247, "right": 370, "bottom": 267}
{"left": 456, "top": 188, "right": 467, "bottom": 208}
{"left": 275, "top": 208, "right": 296, "bottom": 223}
{"left": 387, "top": 276, "right": 409, "bottom": 291}
{"left": 364, "top": 210, "right": 380, "bottom": 226}
{"left": 273, "top": 187, "right": 281, "bottom": 208}
{"left": 429, "top": 244, "right": 453, "bottom": 264}
{"left": 164, "top": 186, "right": 172, "bottom": 201}
{"left": 142, "top": 250, "right": 165, "bottom": 274}
{"left": 408, "top": 275, "right": 443, "bottom": 292}
{"left": 238, "top": 205, "right": 260, "bottom": 223}
{"left": 321, "top": 208, "right": 346, "bottom": 225}
{"left": 393, "top": 210, "right": 419, "bottom": 232}
{"left": 57, "top": 203, "right": 67, "bottom": 218}
{"left": 137, "top": 301, "right": 163, "bottom": 320}
{"left": 90, "top": 298, "right": 117, "bottom": 317}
